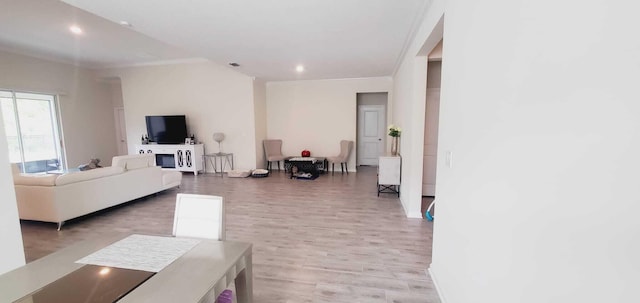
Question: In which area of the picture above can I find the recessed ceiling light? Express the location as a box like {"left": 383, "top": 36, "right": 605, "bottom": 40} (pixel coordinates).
{"left": 69, "top": 25, "right": 83, "bottom": 35}
{"left": 229, "top": 62, "right": 240, "bottom": 67}
{"left": 296, "top": 65, "right": 304, "bottom": 72}
{"left": 119, "top": 21, "right": 133, "bottom": 27}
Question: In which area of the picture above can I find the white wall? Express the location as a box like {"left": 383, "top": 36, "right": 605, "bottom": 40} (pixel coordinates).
{"left": 356, "top": 92, "right": 387, "bottom": 106}
{"left": 110, "top": 80, "right": 124, "bottom": 107}
{"left": 428, "top": 40, "right": 443, "bottom": 60}
{"left": 392, "top": 56, "right": 429, "bottom": 218}
{"left": 100, "top": 62, "right": 259, "bottom": 171}
{"left": 266, "top": 77, "right": 392, "bottom": 171}
{"left": 253, "top": 78, "right": 267, "bottom": 168}
{"left": 426, "top": 61, "right": 441, "bottom": 89}
{"left": 394, "top": 0, "right": 640, "bottom": 302}
{"left": 0, "top": 50, "right": 119, "bottom": 167}
{"left": 0, "top": 109, "right": 25, "bottom": 274}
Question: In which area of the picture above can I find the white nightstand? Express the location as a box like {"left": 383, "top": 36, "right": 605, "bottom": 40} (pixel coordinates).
{"left": 378, "top": 154, "right": 401, "bottom": 197}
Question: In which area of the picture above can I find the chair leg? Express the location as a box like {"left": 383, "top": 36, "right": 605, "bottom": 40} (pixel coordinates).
{"left": 345, "top": 162, "right": 348, "bottom": 174}
{"left": 332, "top": 163, "right": 335, "bottom": 175}
{"left": 267, "top": 161, "right": 270, "bottom": 171}
{"left": 278, "top": 161, "right": 281, "bottom": 171}
{"left": 341, "top": 163, "right": 344, "bottom": 174}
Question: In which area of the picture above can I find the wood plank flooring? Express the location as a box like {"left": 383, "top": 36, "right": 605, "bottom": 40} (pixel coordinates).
{"left": 20, "top": 166, "right": 440, "bottom": 303}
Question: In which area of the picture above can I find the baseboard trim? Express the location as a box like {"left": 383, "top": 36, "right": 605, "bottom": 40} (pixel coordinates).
{"left": 428, "top": 266, "right": 447, "bottom": 303}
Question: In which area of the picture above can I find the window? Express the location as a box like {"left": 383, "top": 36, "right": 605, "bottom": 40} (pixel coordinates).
{"left": 0, "top": 90, "right": 65, "bottom": 173}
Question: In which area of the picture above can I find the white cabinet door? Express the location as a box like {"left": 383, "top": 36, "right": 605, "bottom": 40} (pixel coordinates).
{"left": 378, "top": 156, "right": 401, "bottom": 185}
{"left": 134, "top": 144, "right": 204, "bottom": 175}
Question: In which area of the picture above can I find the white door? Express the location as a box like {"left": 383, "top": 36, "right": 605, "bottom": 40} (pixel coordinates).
{"left": 357, "top": 105, "right": 385, "bottom": 166}
{"left": 422, "top": 88, "right": 440, "bottom": 195}
{"left": 114, "top": 107, "right": 128, "bottom": 155}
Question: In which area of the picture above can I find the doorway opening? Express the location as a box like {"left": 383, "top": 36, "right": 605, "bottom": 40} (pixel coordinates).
{"left": 356, "top": 92, "right": 388, "bottom": 167}
{"left": 107, "top": 78, "right": 127, "bottom": 156}
{"left": 422, "top": 39, "right": 443, "bottom": 217}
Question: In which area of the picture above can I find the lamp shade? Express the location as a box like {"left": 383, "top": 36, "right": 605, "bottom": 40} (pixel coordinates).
{"left": 213, "top": 133, "right": 225, "bottom": 143}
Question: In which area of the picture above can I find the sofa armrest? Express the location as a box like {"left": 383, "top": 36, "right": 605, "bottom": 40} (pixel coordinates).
{"left": 13, "top": 173, "right": 58, "bottom": 186}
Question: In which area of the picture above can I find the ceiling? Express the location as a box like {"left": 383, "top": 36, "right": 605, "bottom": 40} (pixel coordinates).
{"left": 0, "top": 0, "right": 194, "bottom": 68}
{"left": 1, "top": 0, "right": 429, "bottom": 80}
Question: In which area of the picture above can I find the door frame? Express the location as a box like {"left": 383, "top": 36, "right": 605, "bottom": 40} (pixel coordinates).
{"left": 113, "top": 107, "right": 128, "bottom": 155}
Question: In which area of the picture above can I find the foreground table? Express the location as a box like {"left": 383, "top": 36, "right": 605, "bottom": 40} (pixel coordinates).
{"left": 0, "top": 233, "right": 253, "bottom": 303}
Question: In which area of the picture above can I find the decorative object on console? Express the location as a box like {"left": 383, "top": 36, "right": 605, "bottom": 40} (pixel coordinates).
{"left": 301, "top": 150, "right": 311, "bottom": 157}
{"left": 388, "top": 125, "right": 402, "bottom": 156}
{"left": 78, "top": 158, "right": 102, "bottom": 171}
{"left": 213, "top": 132, "right": 225, "bottom": 154}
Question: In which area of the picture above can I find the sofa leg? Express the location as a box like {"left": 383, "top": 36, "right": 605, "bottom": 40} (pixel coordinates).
{"left": 57, "top": 221, "right": 65, "bottom": 231}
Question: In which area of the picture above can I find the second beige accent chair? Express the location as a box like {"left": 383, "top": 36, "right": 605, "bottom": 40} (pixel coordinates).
{"left": 328, "top": 140, "right": 354, "bottom": 175}
{"left": 263, "top": 139, "right": 287, "bottom": 171}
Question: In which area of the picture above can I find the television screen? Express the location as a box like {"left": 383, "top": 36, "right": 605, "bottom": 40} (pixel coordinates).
{"left": 145, "top": 115, "right": 188, "bottom": 144}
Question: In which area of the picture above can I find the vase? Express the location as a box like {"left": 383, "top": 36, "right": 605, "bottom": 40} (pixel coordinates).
{"left": 391, "top": 137, "right": 399, "bottom": 156}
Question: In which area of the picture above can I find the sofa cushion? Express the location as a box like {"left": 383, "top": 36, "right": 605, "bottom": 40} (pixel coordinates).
{"left": 112, "top": 154, "right": 155, "bottom": 170}
{"left": 55, "top": 166, "right": 125, "bottom": 186}
{"left": 13, "top": 173, "right": 58, "bottom": 186}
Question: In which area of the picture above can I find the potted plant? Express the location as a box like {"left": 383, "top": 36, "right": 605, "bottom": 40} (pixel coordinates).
{"left": 388, "top": 125, "right": 401, "bottom": 156}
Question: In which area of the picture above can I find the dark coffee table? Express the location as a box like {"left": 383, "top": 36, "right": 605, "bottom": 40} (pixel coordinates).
{"left": 286, "top": 157, "right": 327, "bottom": 179}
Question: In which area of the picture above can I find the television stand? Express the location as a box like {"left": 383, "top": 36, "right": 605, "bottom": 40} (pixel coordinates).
{"left": 135, "top": 144, "right": 204, "bottom": 175}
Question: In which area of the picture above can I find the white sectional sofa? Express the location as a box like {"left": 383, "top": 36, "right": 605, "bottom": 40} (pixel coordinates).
{"left": 12, "top": 154, "right": 182, "bottom": 230}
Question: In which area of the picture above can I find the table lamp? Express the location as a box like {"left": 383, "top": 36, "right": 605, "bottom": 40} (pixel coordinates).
{"left": 213, "top": 132, "right": 225, "bottom": 154}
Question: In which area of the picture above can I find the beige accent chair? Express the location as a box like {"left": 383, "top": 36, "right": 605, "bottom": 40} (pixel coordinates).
{"left": 328, "top": 140, "right": 354, "bottom": 175}
{"left": 263, "top": 139, "right": 286, "bottom": 171}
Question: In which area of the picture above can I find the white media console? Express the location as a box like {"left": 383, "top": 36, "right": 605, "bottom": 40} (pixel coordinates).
{"left": 135, "top": 144, "right": 204, "bottom": 175}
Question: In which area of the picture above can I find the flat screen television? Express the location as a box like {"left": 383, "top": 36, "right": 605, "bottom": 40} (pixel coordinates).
{"left": 145, "top": 115, "right": 188, "bottom": 144}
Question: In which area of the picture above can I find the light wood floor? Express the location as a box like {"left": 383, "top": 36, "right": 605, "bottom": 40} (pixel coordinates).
{"left": 20, "top": 166, "right": 440, "bottom": 303}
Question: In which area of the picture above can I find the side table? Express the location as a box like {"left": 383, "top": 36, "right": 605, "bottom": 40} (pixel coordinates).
{"left": 377, "top": 155, "right": 401, "bottom": 197}
{"left": 284, "top": 157, "right": 327, "bottom": 173}
{"left": 287, "top": 157, "right": 327, "bottom": 179}
{"left": 203, "top": 153, "right": 234, "bottom": 177}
